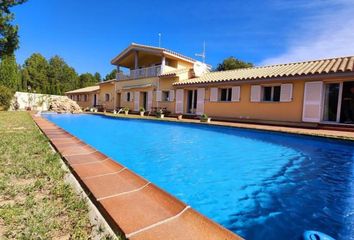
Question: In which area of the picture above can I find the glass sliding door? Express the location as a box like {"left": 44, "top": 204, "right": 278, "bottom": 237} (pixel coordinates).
{"left": 340, "top": 81, "right": 354, "bottom": 124}
{"left": 323, "top": 83, "right": 340, "bottom": 122}
{"left": 187, "top": 90, "right": 197, "bottom": 114}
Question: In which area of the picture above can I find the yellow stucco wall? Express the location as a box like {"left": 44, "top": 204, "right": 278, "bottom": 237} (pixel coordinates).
{"left": 175, "top": 80, "right": 306, "bottom": 122}
{"left": 202, "top": 80, "right": 305, "bottom": 122}
{"left": 99, "top": 82, "right": 115, "bottom": 110}
{"left": 67, "top": 93, "right": 97, "bottom": 109}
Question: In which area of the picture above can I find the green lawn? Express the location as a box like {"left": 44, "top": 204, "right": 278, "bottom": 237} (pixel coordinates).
{"left": 0, "top": 112, "right": 94, "bottom": 239}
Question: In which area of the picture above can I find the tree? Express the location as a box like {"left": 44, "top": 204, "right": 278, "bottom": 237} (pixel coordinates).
{"left": 0, "top": 85, "right": 13, "bottom": 110}
{"left": 22, "top": 53, "right": 49, "bottom": 93}
{"left": 0, "top": 0, "right": 27, "bottom": 58}
{"left": 78, "top": 73, "right": 99, "bottom": 88}
{"left": 94, "top": 72, "right": 101, "bottom": 82}
{"left": 47, "top": 55, "right": 78, "bottom": 95}
{"left": 104, "top": 69, "right": 117, "bottom": 81}
{"left": 0, "top": 55, "right": 20, "bottom": 90}
{"left": 215, "top": 57, "right": 253, "bottom": 71}
{"left": 0, "top": 0, "right": 28, "bottom": 13}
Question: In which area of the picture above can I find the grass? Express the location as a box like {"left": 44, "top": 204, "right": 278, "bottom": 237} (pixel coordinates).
{"left": 0, "top": 112, "right": 97, "bottom": 239}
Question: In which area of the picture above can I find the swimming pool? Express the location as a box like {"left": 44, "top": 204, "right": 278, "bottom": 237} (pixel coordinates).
{"left": 43, "top": 114, "right": 354, "bottom": 240}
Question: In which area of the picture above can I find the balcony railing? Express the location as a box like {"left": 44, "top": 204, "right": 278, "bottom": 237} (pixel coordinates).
{"left": 116, "top": 65, "right": 162, "bottom": 80}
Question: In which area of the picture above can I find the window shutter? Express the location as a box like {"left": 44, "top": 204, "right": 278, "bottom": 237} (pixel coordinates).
{"left": 280, "top": 84, "right": 293, "bottom": 102}
{"left": 250, "top": 85, "right": 261, "bottom": 102}
{"left": 169, "top": 90, "right": 175, "bottom": 101}
{"left": 134, "top": 92, "right": 140, "bottom": 111}
{"left": 196, "top": 88, "right": 205, "bottom": 115}
{"left": 147, "top": 91, "right": 153, "bottom": 111}
{"left": 175, "top": 89, "right": 184, "bottom": 113}
{"left": 302, "top": 81, "right": 323, "bottom": 122}
{"left": 231, "top": 86, "right": 240, "bottom": 102}
{"left": 210, "top": 88, "right": 218, "bottom": 102}
{"left": 156, "top": 90, "right": 162, "bottom": 102}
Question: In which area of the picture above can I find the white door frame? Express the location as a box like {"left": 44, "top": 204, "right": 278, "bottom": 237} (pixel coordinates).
{"left": 321, "top": 81, "right": 344, "bottom": 123}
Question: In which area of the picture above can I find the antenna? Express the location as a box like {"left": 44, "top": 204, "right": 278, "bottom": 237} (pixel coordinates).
{"left": 158, "top": 33, "right": 162, "bottom": 47}
{"left": 195, "top": 41, "right": 206, "bottom": 63}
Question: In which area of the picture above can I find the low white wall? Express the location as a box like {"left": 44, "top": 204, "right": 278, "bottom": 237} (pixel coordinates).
{"left": 12, "top": 92, "right": 69, "bottom": 111}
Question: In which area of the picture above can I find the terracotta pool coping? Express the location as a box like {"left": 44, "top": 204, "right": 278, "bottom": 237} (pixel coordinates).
{"left": 31, "top": 114, "right": 243, "bottom": 240}
{"left": 97, "top": 112, "right": 354, "bottom": 141}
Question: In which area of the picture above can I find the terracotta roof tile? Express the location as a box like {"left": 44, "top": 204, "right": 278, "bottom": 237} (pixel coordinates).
{"left": 65, "top": 85, "right": 99, "bottom": 94}
{"left": 174, "top": 56, "right": 354, "bottom": 86}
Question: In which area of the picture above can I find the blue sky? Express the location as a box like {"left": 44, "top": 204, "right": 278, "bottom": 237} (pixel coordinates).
{"left": 12, "top": 0, "right": 354, "bottom": 76}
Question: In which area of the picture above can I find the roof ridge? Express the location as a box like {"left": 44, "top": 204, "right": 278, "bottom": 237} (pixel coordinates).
{"left": 130, "top": 43, "right": 197, "bottom": 63}
{"left": 204, "top": 55, "right": 354, "bottom": 76}
{"left": 257, "top": 55, "right": 354, "bottom": 69}
{"left": 174, "top": 55, "right": 354, "bottom": 86}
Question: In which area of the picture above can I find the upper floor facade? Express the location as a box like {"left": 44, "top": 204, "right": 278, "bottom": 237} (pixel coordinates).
{"left": 110, "top": 43, "right": 209, "bottom": 81}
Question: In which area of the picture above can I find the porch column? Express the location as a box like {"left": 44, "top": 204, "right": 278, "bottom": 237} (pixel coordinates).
{"left": 134, "top": 50, "right": 139, "bottom": 69}
{"left": 116, "top": 65, "right": 120, "bottom": 80}
{"left": 161, "top": 55, "right": 166, "bottom": 73}
{"left": 113, "top": 82, "right": 117, "bottom": 111}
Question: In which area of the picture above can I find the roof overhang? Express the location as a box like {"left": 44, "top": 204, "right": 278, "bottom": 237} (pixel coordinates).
{"left": 111, "top": 43, "right": 196, "bottom": 67}
{"left": 173, "top": 72, "right": 354, "bottom": 87}
{"left": 122, "top": 83, "right": 155, "bottom": 90}
{"left": 65, "top": 86, "right": 100, "bottom": 94}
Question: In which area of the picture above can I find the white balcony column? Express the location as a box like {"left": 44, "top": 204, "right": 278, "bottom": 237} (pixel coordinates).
{"left": 161, "top": 55, "right": 166, "bottom": 74}
{"left": 116, "top": 65, "right": 120, "bottom": 80}
{"left": 134, "top": 50, "right": 139, "bottom": 69}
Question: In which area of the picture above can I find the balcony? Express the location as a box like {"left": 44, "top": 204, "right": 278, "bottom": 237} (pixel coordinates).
{"left": 117, "top": 65, "right": 162, "bottom": 80}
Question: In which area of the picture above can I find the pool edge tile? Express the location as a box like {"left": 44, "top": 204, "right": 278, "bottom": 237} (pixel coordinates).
{"left": 31, "top": 113, "right": 244, "bottom": 240}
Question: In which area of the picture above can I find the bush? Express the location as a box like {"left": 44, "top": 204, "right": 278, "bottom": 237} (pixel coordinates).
{"left": 200, "top": 114, "right": 210, "bottom": 122}
{"left": 0, "top": 85, "right": 14, "bottom": 110}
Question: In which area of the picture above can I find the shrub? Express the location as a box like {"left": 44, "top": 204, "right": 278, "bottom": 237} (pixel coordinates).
{"left": 123, "top": 107, "right": 129, "bottom": 112}
{"left": 139, "top": 107, "right": 145, "bottom": 112}
{"left": 200, "top": 114, "right": 208, "bottom": 120}
{"left": 0, "top": 85, "right": 14, "bottom": 110}
{"left": 200, "top": 114, "right": 210, "bottom": 122}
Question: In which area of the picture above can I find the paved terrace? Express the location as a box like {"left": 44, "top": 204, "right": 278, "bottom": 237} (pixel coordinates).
{"left": 101, "top": 113, "right": 354, "bottom": 141}
{"left": 31, "top": 114, "right": 242, "bottom": 240}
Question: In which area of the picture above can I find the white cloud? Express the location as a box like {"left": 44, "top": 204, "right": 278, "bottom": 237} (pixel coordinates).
{"left": 260, "top": 0, "right": 354, "bottom": 66}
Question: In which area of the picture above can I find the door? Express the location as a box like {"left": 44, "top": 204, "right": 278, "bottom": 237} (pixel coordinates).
{"left": 141, "top": 92, "right": 147, "bottom": 110}
{"left": 134, "top": 92, "right": 140, "bottom": 111}
{"left": 302, "top": 81, "right": 323, "bottom": 122}
{"left": 93, "top": 94, "right": 97, "bottom": 107}
{"left": 187, "top": 90, "right": 197, "bottom": 114}
{"left": 175, "top": 89, "right": 184, "bottom": 113}
{"left": 196, "top": 88, "right": 205, "bottom": 115}
{"left": 323, "top": 83, "right": 340, "bottom": 122}
{"left": 116, "top": 93, "right": 121, "bottom": 108}
{"left": 340, "top": 81, "right": 354, "bottom": 123}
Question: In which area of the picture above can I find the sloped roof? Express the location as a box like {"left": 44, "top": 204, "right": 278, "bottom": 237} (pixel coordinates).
{"left": 65, "top": 85, "right": 99, "bottom": 94}
{"left": 159, "top": 68, "right": 190, "bottom": 77}
{"left": 111, "top": 43, "right": 197, "bottom": 65}
{"left": 174, "top": 56, "right": 354, "bottom": 86}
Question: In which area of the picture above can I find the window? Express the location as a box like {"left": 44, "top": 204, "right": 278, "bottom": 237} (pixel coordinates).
{"left": 162, "top": 91, "right": 170, "bottom": 101}
{"left": 262, "top": 86, "right": 280, "bottom": 102}
{"left": 84, "top": 95, "right": 88, "bottom": 102}
{"left": 126, "top": 92, "right": 131, "bottom": 102}
{"left": 105, "top": 93, "right": 110, "bottom": 102}
{"left": 219, "top": 88, "right": 232, "bottom": 101}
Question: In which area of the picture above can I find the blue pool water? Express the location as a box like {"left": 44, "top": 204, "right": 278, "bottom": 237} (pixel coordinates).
{"left": 43, "top": 114, "right": 354, "bottom": 240}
